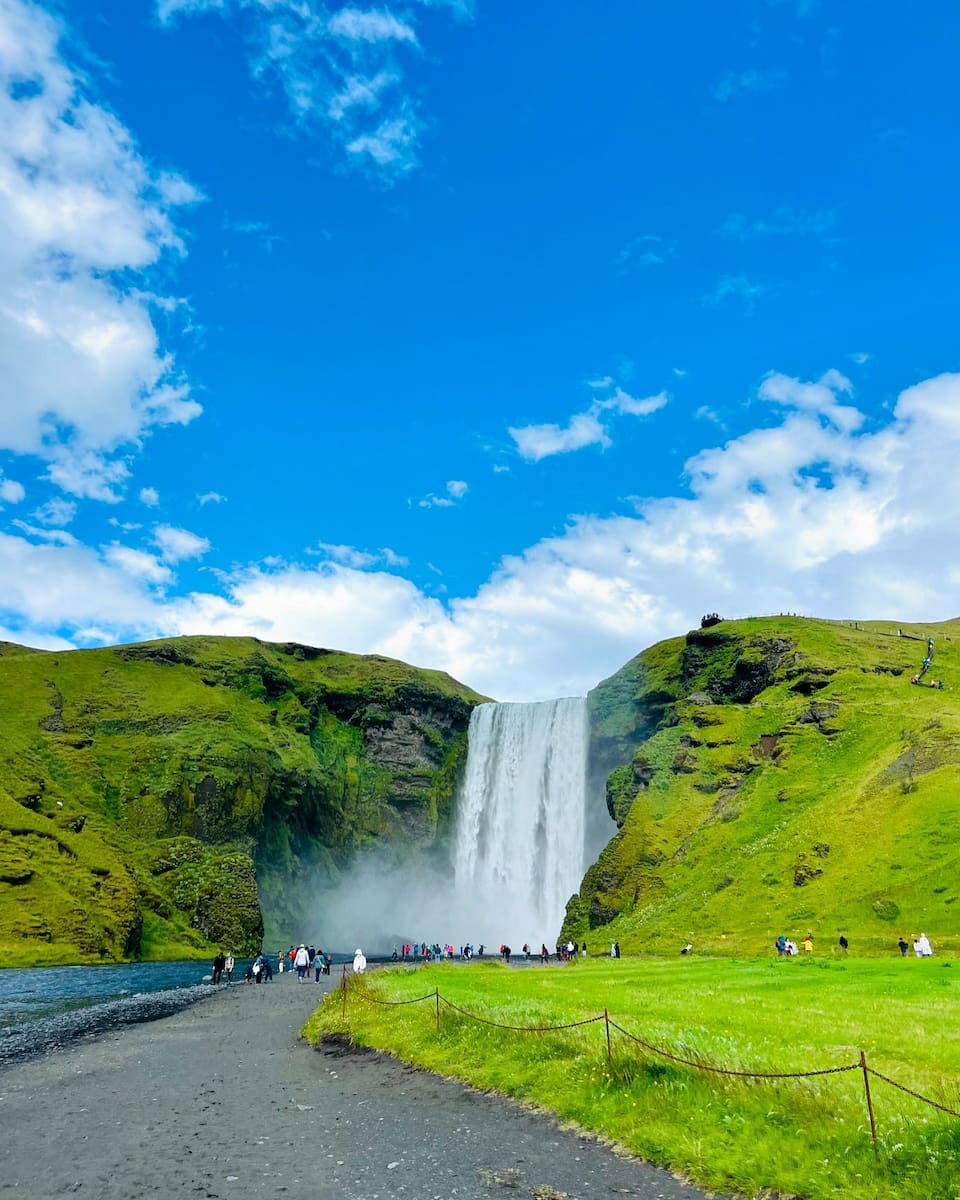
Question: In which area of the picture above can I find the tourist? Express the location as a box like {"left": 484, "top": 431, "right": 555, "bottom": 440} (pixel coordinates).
{"left": 294, "top": 944, "right": 309, "bottom": 981}
{"left": 277, "top": 950, "right": 284, "bottom": 974}
{"left": 353, "top": 947, "right": 367, "bottom": 974}
{"left": 224, "top": 953, "right": 234, "bottom": 983}
{"left": 288, "top": 946, "right": 296, "bottom": 972}
{"left": 610, "top": 942, "right": 616, "bottom": 957}
{"left": 898, "top": 936, "right": 909, "bottom": 957}
{"left": 918, "top": 932, "right": 933, "bottom": 957}
{"left": 212, "top": 950, "right": 225, "bottom": 984}
{"left": 252, "top": 955, "right": 262, "bottom": 983}
{"left": 503, "top": 945, "right": 512, "bottom": 963}
{"left": 581, "top": 942, "right": 587, "bottom": 957}
{"left": 315, "top": 951, "right": 324, "bottom": 983}
{"left": 680, "top": 943, "right": 693, "bottom": 955}
{"left": 803, "top": 933, "right": 814, "bottom": 954}
{"left": 614, "top": 942, "right": 621, "bottom": 959}
{"left": 261, "top": 955, "right": 272, "bottom": 981}
{"left": 540, "top": 943, "right": 549, "bottom": 964}
{"left": 324, "top": 951, "right": 332, "bottom": 975}
{"left": 776, "top": 934, "right": 786, "bottom": 956}
{"left": 913, "top": 936, "right": 921, "bottom": 957}
{"left": 838, "top": 934, "right": 848, "bottom": 954}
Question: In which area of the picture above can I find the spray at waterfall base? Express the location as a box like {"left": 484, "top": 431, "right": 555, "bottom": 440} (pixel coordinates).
{"left": 289, "top": 699, "right": 614, "bottom": 953}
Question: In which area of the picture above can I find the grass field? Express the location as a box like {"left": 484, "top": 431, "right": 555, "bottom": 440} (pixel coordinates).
{"left": 304, "top": 956, "right": 960, "bottom": 1200}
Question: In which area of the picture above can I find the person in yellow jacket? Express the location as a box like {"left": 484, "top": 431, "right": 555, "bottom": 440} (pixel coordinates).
{"left": 803, "top": 933, "right": 814, "bottom": 953}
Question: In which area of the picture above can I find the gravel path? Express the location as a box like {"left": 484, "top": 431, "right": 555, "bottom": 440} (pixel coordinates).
{"left": 0, "top": 973, "right": 710, "bottom": 1200}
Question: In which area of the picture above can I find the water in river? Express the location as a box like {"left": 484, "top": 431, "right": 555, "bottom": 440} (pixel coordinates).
{"left": 0, "top": 960, "right": 219, "bottom": 1030}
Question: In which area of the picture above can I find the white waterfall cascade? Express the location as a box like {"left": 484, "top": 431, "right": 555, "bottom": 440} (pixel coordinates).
{"left": 452, "top": 698, "right": 589, "bottom": 947}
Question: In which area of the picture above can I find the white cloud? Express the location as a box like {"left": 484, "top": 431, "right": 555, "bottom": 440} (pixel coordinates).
{"left": 6, "top": 369, "right": 960, "bottom": 702}
{"left": 509, "top": 381, "right": 669, "bottom": 462}
{"left": 0, "top": 1, "right": 202, "bottom": 500}
{"left": 158, "top": 1, "right": 471, "bottom": 181}
{"left": 197, "top": 491, "right": 226, "bottom": 505}
{"left": 328, "top": 9, "right": 418, "bottom": 44}
{"left": 309, "top": 542, "right": 395, "bottom": 568}
{"left": 0, "top": 478, "right": 26, "bottom": 504}
{"left": 418, "top": 480, "right": 469, "bottom": 508}
{"left": 139, "top": 487, "right": 160, "bottom": 507}
{"left": 108, "top": 518, "right": 142, "bottom": 532}
{"left": 11, "top": 520, "right": 76, "bottom": 546}
{"left": 604, "top": 388, "right": 668, "bottom": 418}
{"left": 153, "top": 524, "right": 210, "bottom": 563}
{"left": 510, "top": 412, "right": 610, "bottom": 462}
{"left": 103, "top": 543, "right": 173, "bottom": 585}
{"left": 33, "top": 497, "right": 77, "bottom": 526}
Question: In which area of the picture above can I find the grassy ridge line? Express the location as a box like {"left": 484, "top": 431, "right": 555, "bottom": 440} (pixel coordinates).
{"left": 571, "top": 615, "right": 960, "bottom": 955}
{"left": 304, "top": 958, "right": 960, "bottom": 1200}
{"left": 0, "top": 635, "right": 485, "bottom": 965}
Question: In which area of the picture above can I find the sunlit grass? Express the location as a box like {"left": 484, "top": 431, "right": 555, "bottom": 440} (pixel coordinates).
{"left": 304, "top": 956, "right": 960, "bottom": 1200}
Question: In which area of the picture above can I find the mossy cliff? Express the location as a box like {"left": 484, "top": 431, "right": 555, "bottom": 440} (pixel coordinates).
{"left": 0, "top": 637, "right": 484, "bottom": 965}
{"left": 566, "top": 616, "right": 960, "bottom": 955}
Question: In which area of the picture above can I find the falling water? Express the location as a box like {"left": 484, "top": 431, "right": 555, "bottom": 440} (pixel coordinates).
{"left": 452, "top": 698, "right": 589, "bottom": 947}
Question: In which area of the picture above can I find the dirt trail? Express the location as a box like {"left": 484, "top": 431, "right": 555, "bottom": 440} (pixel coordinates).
{"left": 0, "top": 973, "right": 709, "bottom": 1200}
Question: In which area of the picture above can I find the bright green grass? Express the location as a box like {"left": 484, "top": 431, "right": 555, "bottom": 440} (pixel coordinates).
{"left": 304, "top": 957, "right": 960, "bottom": 1200}
{"left": 572, "top": 616, "right": 960, "bottom": 957}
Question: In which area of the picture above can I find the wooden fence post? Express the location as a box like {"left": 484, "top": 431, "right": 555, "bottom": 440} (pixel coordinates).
{"left": 435, "top": 987, "right": 441, "bottom": 1033}
{"left": 859, "top": 1050, "right": 878, "bottom": 1154}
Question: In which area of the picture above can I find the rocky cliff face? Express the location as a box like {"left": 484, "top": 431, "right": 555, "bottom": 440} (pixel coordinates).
{"left": 567, "top": 616, "right": 960, "bottom": 954}
{"left": 0, "top": 637, "right": 485, "bottom": 965}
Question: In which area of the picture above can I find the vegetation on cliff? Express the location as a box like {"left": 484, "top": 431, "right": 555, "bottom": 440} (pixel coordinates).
{"left": 565, "top": 616, "right": 960, "bottom": 954}
{"left": 0, "top": 636, "right": 484, "bottom": 965}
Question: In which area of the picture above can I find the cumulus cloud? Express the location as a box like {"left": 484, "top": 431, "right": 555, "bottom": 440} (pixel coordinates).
{"left": 509, "top": 381, "right": 669, "bottom": 462}
{"left": 6, "top": 370, "right": 960, "bottom": 702}
{"left": 139, "top": 487, "right": 161, "bottom": 507}
{"left": 197, "top": 491, "right": 226, "bottom": 505}
{"left": 153, "top": 524, "right": 211, "bottom": 562}
{"left": 0, "top": 477, "right": 26, "bottom": 504}
{"left": 103, "top": 543, "right": 174, "bottom": 585}
{"left": 33, "top": 497, "right": 77, "bottom": 526}
{"left": 157, "top": 0, "right": 472, "bottom": 180}
{"left": 0, "top": 1, "right": 202, "bottom": 501}
{"left": 510, "top": 412, "right": 610, "bottom": 462}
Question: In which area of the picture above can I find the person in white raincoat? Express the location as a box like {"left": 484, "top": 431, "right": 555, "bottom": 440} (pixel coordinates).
{"left": 353, "top": 948, "right": 367, "bottom": 974}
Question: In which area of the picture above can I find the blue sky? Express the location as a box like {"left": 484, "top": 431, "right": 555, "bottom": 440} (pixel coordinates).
{"left": 1, "top": 0, "right": 959, "bottom": 699}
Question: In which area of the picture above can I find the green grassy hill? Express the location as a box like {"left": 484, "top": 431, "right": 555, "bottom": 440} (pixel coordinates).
{"left": 564, "top": 616, "right": 960, "bottom": 955}
{"left": 0, "top": 636, "right": 484, "bottom": 965}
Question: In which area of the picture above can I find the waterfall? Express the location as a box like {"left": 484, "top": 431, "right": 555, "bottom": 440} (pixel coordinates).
{"left": 452, "top": 698, "right": 588, "bottom": 947}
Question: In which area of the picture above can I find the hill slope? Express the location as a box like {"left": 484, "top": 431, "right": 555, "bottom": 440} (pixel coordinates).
{"left": 564, "top": 616, "right": 960, "bottom": 954}
{"left": 0, "top": 636, "right": 484, "bottom": 965}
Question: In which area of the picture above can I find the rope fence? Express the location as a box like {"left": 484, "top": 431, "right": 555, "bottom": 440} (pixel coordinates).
{"left": 336, "top": 965, "right": 960, "bottom": 1152}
